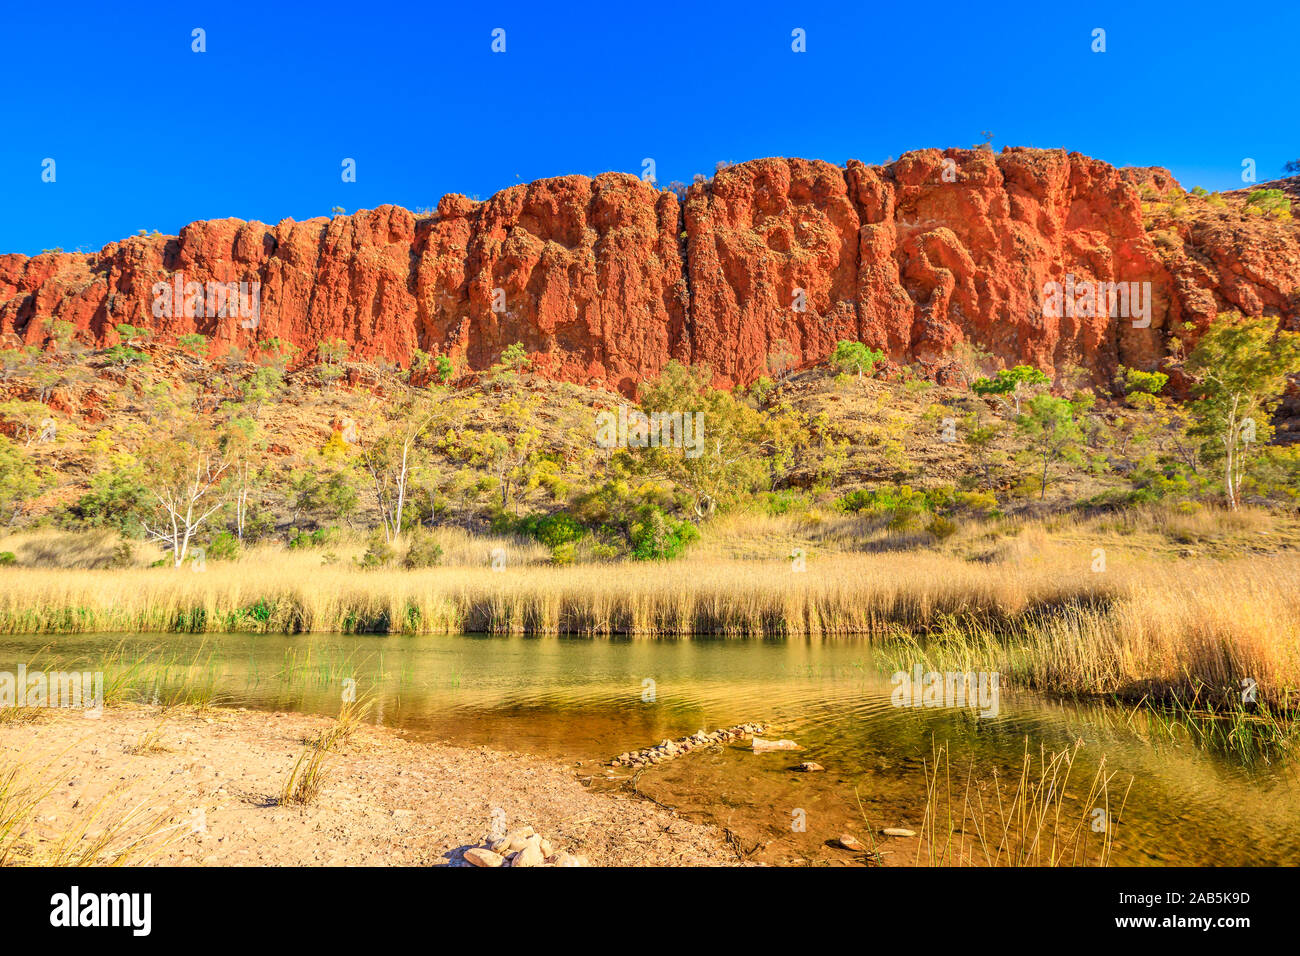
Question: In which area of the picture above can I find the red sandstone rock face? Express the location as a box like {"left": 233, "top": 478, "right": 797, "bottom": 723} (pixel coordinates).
{"left": 1, "top": 149, "right": 1296, "bottom": 396}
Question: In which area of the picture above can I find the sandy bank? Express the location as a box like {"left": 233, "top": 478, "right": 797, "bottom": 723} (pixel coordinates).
{"left": 0, "top": 704, "right": 741, "bottom": 866}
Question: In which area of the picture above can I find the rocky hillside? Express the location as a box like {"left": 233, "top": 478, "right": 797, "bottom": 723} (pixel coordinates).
{"left": 2, "top": 148, "right": 1297, "bottom": 397}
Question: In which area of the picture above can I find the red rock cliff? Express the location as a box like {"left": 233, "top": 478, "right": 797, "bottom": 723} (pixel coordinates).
{"left": 1, "top": 147, "right": 1296, "bottom": 395}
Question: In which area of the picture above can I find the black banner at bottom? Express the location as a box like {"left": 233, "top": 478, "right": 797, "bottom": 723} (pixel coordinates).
{"left": 0, "top": 865, "right": 1280, "bottom": 943}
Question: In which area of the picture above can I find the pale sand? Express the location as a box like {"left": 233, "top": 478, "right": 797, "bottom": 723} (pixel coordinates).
{"left": 0, "top": 704, "right": 741, "bottom": 867}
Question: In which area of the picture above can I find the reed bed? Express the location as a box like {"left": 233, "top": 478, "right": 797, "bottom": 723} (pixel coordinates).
{"left": 0, "top": 545, "right": 1130, "bottom": 637}
{"left": 0, "top": 539, "right": 1295, "bottom": 705}
{"left": 881, "top": 555, "right": 1300, "bottom": 705}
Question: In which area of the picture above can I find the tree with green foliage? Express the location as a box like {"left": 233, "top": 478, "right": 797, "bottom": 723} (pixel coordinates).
{"left": 316, "top": 338, "right": 349, "bottom": 389}
{"left": 408, "top": 348, "right": 431, "bottom": 379}
{"left": 1016, "top": 394, "right": 1086, "bottom": 500}
{"left": 115, "top": 323, "right": 149, "bottom": 346}
{"left": 962, "top": 412, "right": 1004, "bottom": 489}
{"left": 257, "top": 338, "right": 298, "bottom": 372}
{"left": 289, "top": 467, "right": 360, "bottom": 526}
{"left": 103, "top": 344, "right": 149, "bottom": 369}
{"left": 972, "top": 364, "right": 1050, "bottom": 415}
{"left": 239, "top": 365, "right": 284, "bottom": 416}
{"left": 0, "top": 400, "right": 55, "bottom": 446}
{"left": 1182, "top": 313, "right": 1300, "bottom": 510}
{"left": 0, "top": 349, "right": 32, "bottom": 382}
{"left": 0, "top": 436, "right": 49, "bottom": 527}
{"left": 357, "top": 387, "right": 456, "bottom": 541}
{"left": 66, "top": 452, "right": 152, "bottom": 534}
{"left": 830, "top": 340, "right": 884, "bottom": 384}
{"left": 178, "top": 333, "right": 209, "bottom": 357}
{"left": 490, "top": 342, "right": 531, "bottom": 382}
{"left": 1119, "top": 366, "right": 1169, "bottom": 398}
{"left": 139, "top": 425, "right": 234, "bottom": 566}
{"left": 633, "top": 360, "right": 790, "bottom": 518}
{"left": 452, "top": 392, "right": 543, "bottom": 514}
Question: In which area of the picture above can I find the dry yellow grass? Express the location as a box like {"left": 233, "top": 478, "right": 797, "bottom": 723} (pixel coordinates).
{"left": 0, "top": 515, "right": 1296, "bottom": 704}
{"left": 0, "top": 537, "right": 1114, "bottom": 636}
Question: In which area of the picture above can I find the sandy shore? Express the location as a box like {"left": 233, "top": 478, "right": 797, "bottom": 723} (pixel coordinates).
{"left": 0, "top": 704, "right": 742, "bottom": 866}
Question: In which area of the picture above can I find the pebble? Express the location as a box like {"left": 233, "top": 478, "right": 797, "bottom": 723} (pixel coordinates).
{"left": 881, "top": 828, "right": 917, "bottom": 838}
{"left": 794, "top": 762, "right": 824, "bottom": 772}
{"left": 836, "top": 833, "right": 864, "bottom": 851}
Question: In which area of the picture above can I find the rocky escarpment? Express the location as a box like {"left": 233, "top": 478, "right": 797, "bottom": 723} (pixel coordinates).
{"left": 1, "top": 148, "right": 1297, "bottom": 396}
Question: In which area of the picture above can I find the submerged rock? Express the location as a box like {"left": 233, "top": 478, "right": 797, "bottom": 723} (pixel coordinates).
{"left": 752, "top": 738, "right": 801, "bottom": 752}
{"left": 836, "top": 834, "right": 864, "bottom": 851}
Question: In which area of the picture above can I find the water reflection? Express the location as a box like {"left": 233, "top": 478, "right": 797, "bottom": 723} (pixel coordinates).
{"left": 4, "top": 632, "right": 1296, "bottom": 866}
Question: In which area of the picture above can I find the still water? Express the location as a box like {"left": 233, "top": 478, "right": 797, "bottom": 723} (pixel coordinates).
{"left": 5, "top": 632, "right": 1297, "bottom": 866}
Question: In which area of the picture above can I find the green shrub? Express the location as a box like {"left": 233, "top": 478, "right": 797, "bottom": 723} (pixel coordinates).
{"left": 1120, "top": 367, "right": 1169, "bottom": 396}
{"left": 515, "top": 511, "right": 584, "bottom": 548}
{"left": 356, "top": 532, "right": 395, "bottom": 568}
{"left": 288, "top": 526, "right": 340, "bottom": 550}
{"left": 761, "top": 490, "right": 809, "bottom": 516}
{"left": 103, "top": 345, "right": 149, "bottom": 368}
{"left": 629, "top": 507, "right": 698, "bottom": 561}
{"left": 830, "top": 341, "right": 884, "bottom": 381}
{"left": 0, "top": 552, "right": 15, "bottom": 566}
{"left": 66, "top": 460, "right": 151, "bottom": 535}
{"left": 206, "top": 531, "right": 240, "bottom": 562}
{"left": 1245, "top": 188, "right": 1291, "bottom": 219}
{"left": 401, "top": 530, "right": 444, "bottom": 569}
{"left": 926, "top": 515, "right": 958, "bottom": 540}
{"left": 954, "top": 490, "right": 997, "bottom": 513}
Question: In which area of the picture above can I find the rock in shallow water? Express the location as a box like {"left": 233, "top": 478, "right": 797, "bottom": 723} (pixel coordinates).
{"left": 836, "top": 834, "right": 864, "bottom": 851}
{"left": 753, "top": 738, "right": 801, "bottom": 752}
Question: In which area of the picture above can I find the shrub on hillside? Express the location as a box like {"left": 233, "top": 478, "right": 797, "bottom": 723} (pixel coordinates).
{"left": 288, "top": 526, "right": 341, "bottom": 550}
{"left": 401, "top": 529, "right": 444, "bottom": 569}
{"left": 629, "top": 507, "right": 698, "bottom": 561}
{"left": 206, "top": 531, "right": 240, "bottom": 562}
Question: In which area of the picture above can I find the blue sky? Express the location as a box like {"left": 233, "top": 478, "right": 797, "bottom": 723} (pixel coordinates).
{"left": 2, "top": 0, "right": 1295, "bottom": 256}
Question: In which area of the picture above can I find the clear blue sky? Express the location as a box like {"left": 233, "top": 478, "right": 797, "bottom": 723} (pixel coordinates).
{"left": 2, "top": 0, "right": 1295, "bottom": 256}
